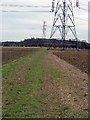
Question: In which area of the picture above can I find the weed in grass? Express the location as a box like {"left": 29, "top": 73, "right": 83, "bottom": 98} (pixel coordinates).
{"left": 63, "top": 105, "right": 70, "bottom": 111}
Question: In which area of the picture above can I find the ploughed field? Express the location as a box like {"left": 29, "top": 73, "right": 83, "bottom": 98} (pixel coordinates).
{"left": 2, "top": 47, "right": 40, "bottom": 65}
{"left": 2, "top": 47, "right": 88, "bottom": 118}
{"left": 53, "top": 49, "right": 89, "bottom": 74}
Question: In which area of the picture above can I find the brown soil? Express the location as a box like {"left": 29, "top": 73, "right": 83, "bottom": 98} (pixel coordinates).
{"left": 2, "top": 47, "right": 40, "bottom": 65}
{"left": 39, "top": 51, "right": 88, "bottom": 118}
{"left": 53, "top": 49, "right": 89, "bottom": 74}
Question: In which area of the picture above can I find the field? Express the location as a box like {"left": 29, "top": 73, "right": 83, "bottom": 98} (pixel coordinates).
{"left": 2, "top": 47, "right": 88, "bottom": 118}
{"left": 53, "top": 49, "right": 89, "bottom": 74}
{"left": 2, "top": 47, "right": 40, "bottom": 65}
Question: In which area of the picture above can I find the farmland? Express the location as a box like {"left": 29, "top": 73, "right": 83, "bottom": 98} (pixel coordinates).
{"left": 53, "top": 48, "right": 89, "bottom": 74}
{"left": 2, "top": 47, "right": 88, "bottom": 118}
{"left": 2, "top": 47, "right": 40, "bottom": 65}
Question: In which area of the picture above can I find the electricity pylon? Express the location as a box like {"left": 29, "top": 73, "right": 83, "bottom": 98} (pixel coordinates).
{"left": 50, "top": 0, "right": 78, "bottom": 48}
{"left": 42, "top": 21, "right": 46, "bottom": 38}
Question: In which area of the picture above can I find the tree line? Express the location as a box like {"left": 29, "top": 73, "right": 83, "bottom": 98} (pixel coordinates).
{"left": 2, "top": 38, "right": 90, "bottom": 49}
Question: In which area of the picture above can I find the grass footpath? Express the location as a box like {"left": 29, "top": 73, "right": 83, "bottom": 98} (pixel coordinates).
{"left": 2, "top": 49, "right": 46, "bottom": 118}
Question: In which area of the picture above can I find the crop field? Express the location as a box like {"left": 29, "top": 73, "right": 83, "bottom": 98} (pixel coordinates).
{"left": 2, "top": 47, "right": 88, "bottom": 118}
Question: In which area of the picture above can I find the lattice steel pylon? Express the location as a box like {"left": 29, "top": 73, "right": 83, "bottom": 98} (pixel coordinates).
{"left": 50, "top": 0, "right": 78, "bottom": 48}
{"left": 42, "top": 21, "right": 46, "bottom": 38}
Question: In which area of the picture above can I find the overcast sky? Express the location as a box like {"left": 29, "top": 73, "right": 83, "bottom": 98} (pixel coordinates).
{"left": 0, "top": 0, "right": 89, "bottom": 42}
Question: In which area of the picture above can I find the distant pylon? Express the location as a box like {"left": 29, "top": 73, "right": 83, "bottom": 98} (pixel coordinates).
{"left": 50, "top": 0, "right": 78, "bottom": 48}
{"left": 42, "top": 21, "right": 46, "bottom": 38}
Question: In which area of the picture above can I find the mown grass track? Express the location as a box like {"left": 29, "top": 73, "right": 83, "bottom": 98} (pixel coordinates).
{"left": 3, "top": 49, "right": 46, "bottom": 118}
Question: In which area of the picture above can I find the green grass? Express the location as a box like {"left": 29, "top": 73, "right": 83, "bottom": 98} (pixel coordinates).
{"left": 62, "top": 104, "right": 70, "bottom": 111}
{"left": 25, "top": 53, "right": 44, "bottom": 90}
{"left": 2, "top": 49, "right": 47, "bottom": 118}
{"left": 44, "top": 56, "right": 64, "bottom": 81}
{"left": 0, "top": 67, "right": 2, "bottom": 80}
{"left": 3, "top": 55, "right": 32, "bottom": 78}
{"left": 50, "top": 67, "right": 64, "bottom": 81}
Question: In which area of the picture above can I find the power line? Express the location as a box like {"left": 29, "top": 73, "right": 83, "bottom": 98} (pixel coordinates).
{"left": 1, "top": 10, "right": 52, "bottom": 13}
{"left": 0, "top": 2, "right": 89, "bottom": 21}
{"left": 1, "top": 3, "right": 89, "bottom": 11}
{"left": 0, "top": 4, "right": 52, "bottom": 13}
{"left": 0, "top": 4, "right": 51, "bottom": 8}
{"left": 1, "top": 3, "right": 89, "bottom": 12}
